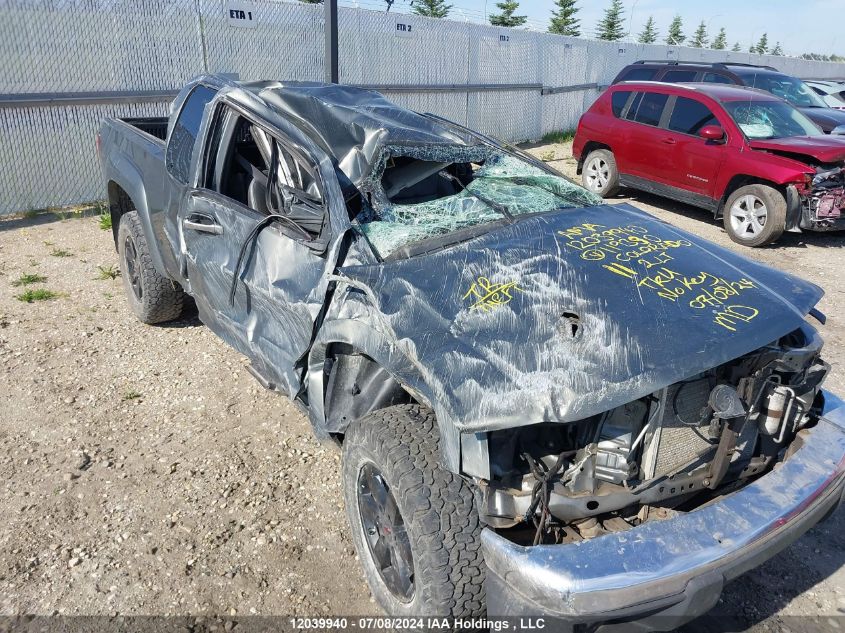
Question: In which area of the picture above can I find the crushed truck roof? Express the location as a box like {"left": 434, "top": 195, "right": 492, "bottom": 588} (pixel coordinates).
{"left": 241, "top": 80, "right": 480, "bottom": 186}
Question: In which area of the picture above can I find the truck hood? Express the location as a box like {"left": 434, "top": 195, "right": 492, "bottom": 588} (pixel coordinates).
{"left": 340, "top": 204, "right": 823, "bottom": 432}
{"left": 749, "top": 135, "right": 845, "bottom": 164}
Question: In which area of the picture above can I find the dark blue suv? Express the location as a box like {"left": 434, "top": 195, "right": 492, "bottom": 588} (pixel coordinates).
{"left": 613, "top": 61, "right": 845, "bottom": 133}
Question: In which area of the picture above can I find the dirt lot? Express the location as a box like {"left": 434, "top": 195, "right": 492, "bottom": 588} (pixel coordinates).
{"left": 0, "top": 140, "right": 843, "bottom": 631}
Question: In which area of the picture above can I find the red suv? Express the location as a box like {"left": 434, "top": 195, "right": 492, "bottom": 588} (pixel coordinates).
{"left": 572, "top": 82, "right": 845, "bottom": 246}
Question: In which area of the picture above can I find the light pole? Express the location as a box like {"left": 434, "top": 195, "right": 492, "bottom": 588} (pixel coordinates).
{"left": 627, "top": 0, "right": 640, "bottom": 41}
{"left": 706, "top": 13, "right": 723, "bottom": 40}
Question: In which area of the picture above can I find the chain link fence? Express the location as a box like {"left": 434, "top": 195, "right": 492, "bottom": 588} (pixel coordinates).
{"left": 2, "top": 0, "right": 845, "bottom": 215}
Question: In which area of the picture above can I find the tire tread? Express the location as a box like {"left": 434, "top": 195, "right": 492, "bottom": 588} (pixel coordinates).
{"left": 118, "top": 211, "right": 185, "bottom": 324}
{"left": 343, "top": 405, "right": 485, "bottom": 617}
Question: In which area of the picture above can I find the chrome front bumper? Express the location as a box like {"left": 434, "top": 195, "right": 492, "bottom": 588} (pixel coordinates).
{"left": 482, "top": 391, "right": 845, "bottom": 630}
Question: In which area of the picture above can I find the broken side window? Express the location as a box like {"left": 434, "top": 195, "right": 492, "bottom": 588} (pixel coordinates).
{"left": 353, "top": 145, "right": 601, "bottom": 258}
{"left": 208, "top": 109, "right": 325, "bottom": 238}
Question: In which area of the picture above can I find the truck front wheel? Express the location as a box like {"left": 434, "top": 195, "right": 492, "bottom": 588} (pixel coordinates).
{"left": 341, "top": 404, "right": 485, "bottom": 617}
{"left": 118, "top": 211, "right": 185, "bottom": 324}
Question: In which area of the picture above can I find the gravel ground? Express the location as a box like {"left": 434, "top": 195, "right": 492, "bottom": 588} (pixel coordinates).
{"left": 0, "top": 141, "right": 843, "bottom": 631}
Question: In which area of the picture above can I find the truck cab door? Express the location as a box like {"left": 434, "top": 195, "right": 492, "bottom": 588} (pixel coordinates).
{"left": 179, "top": 106, "right": 331, "bottom": 398}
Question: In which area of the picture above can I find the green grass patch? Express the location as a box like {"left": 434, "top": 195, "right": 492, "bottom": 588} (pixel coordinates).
{"left": 541, "top": 129, "right": 576, "bottom": 144}
{"left": 49, "top": 248, "right": 73, "bottom": 258}
{"left": 98, "top": 212, "right": 112, "bottom": 231}
{"left": 12, "top": 273, "right": 47, "bottom": 287}
{"left": 15, "top": 288, "right": 60, "bottom": 303}
{"left": 95, "top": 264, "right": 120, "bottom": 280}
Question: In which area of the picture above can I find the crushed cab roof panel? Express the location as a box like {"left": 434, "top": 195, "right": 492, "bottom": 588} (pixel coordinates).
{"left": 243, "top": 81, "right": 480, "bottom": 185}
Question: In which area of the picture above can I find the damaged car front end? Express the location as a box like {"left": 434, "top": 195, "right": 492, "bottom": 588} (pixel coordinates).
{"left": 801, "top": 164, "right": 845, "bottom": 230}
{"left": 320, "top": 117, "right": 845, "bottom": 626}
{"left": 483, "top": 395, "right": 845, "bottom": 626}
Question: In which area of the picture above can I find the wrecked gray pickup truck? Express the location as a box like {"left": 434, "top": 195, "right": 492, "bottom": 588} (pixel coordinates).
{"left": 98, "top": 75, "right": 845, "bottom": 629}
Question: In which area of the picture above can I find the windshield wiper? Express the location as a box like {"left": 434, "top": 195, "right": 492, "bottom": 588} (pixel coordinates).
{"left": 439, "top": 170, "right": 514, "bottom": 221}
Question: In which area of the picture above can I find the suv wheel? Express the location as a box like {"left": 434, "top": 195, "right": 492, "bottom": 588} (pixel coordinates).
{"left": 118, "top": 210, "right": 185, "bottom": 324}
{"left": 723, "top": 184, "right": 786, "bottom": 247}
{"left": 341, "top": 404, "right": 484, "bottom": 617}
{"left": 582, "top": 148, "right": 620, "bottom": 197}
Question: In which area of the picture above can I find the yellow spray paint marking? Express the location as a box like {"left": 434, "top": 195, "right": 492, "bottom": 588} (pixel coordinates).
{"left": 713, "top": 305, "right": 760, "bottom": 332}
{"left": 463, "top": 276, "right": 523, "bottom": 312}
{"left": 558, "top": 221, "right": 761, "bottom": 332}
{"left": 557, "top": 222, "right": 691, "bottom": 268}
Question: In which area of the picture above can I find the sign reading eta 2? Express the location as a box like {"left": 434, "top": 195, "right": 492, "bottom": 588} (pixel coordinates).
{"left": 226, "top": 2, "right": 258, "bottom": 28}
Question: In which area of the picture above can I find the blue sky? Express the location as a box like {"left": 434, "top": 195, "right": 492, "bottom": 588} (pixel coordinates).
{"left": 380, "top": 0, "right": 844, "bottom": 56}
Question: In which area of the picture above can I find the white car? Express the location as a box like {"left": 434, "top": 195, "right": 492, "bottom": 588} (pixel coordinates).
{"left": 806, "top": 80, "right": 845, "bottom": 110}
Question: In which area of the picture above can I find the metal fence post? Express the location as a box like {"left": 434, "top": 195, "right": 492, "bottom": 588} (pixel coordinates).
{"left": 195, "top": 0, "right": 209, "bottom": 73}
{"left": 325, "top": 0, "right": 339, "bottom": 84}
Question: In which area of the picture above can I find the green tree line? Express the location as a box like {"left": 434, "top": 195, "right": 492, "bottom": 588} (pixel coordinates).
{"left": 297, "top": 0, "right": 842, "bottom": 60}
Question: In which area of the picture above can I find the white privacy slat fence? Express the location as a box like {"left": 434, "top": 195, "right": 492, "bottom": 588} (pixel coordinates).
{"left": 1, "top": 0, "right": 844, "bottom": 215}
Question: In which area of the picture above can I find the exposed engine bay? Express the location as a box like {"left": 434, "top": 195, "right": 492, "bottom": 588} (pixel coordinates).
{"left": 806, "top": 164, "right": 845, "bottom": 227}
{"left": 481, "top": 324, "right": 829, "bottom": 545}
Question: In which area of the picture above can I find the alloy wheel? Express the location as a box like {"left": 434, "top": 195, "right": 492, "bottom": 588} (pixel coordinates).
{"left": 729, "top": 194, "right": 768, "bottom": 239}
{"left": 357, "top": 462, "right": 415, "bottom": 602}
{"left": 123, "top": 235, "right": 143, "bottom": 300}
{"left": 585, "top": 156, "right": 610, "bottom": 193}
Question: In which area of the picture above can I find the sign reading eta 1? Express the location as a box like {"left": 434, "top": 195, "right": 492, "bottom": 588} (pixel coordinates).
{"left": 226, "top": 2, "right": 257, "bottom": 28}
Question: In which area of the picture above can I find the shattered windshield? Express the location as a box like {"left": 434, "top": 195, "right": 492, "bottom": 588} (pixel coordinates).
{"left": 354, "top": 147, "right": 601, "bottom": 258}
{"left": 724, "top": 101, "right": 823, "bottom": 139}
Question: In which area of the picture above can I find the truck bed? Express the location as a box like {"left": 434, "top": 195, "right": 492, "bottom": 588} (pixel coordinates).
{"left": 120, "top": 117, "right": 168, "bottom": 142}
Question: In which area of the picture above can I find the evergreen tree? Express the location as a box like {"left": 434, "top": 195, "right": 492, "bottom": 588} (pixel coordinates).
{"left": 665, "top": 15, "right": 685, "bottom": 45}
{"left": 549, "top": 0, "right": 580, "bottom": 36}
{"left": 412, "top": 0, "right": 451, "bottom": 18}
{"left": 690, "top": 20, "right": 708, "bottom": 48}
{"left": 771, "top": 42, "right": 784, "bottom": 56}
{"left": 596, "top": 0, "right": 625, "bottom": 41}
{"left": 731, "top": 42, "right": 742, "bottom": 52}
{"left": 712, "top": 27, "right": 727, "bottom": 50}
{"left": 637, "top": 16, "right": 658, "bottom": 44}
{"left": 754, "top": 32, "right": 769, "bottom": 54}
{"left": 489, "top": 1, "right": 527, "bottom": 27}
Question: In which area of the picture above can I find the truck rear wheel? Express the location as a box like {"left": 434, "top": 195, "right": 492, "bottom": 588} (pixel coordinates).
{"left": 118, "top": 210, "right": 185, "bottom": 324}
{"left": 723, "top": 184, "right": 786, "bottom": 247}
{"left": 341, "top": 404, "right": 485, "bottom": 617}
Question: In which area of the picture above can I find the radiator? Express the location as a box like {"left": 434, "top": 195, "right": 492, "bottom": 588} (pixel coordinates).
{"left": 643, "top": 378, "right": 759, "bottom": 479}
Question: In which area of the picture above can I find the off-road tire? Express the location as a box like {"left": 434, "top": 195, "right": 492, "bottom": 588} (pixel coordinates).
{"left": 723, "top": 184, "right": 786, "bottom": 247}
{"left": 581, "top": 148, "right": 620, "bottom": 197}
{"left": 118, "top": 210, "right": 185, "bottom": 324}
{"left": 341, "top": 404, "right": 485, "bottom": 617}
